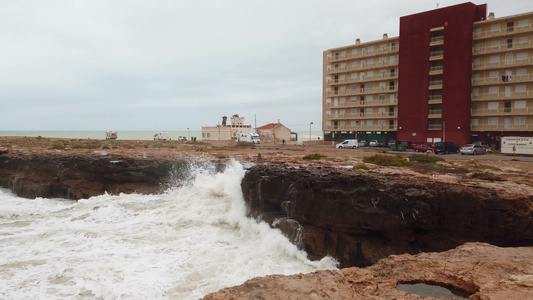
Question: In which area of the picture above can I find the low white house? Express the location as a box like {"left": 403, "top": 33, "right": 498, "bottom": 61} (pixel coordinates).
{"left": 201, "top": 115, "right": 254, "bottom": 141}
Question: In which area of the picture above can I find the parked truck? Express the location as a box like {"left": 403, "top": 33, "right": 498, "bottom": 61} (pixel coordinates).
{"left": 238, "top": 131, "right": 261, "bottom": 144}
{"left": 105, "top": 131, "right": 117, "bottom": 140}
{"left": 501, "top": 136, "right": 533, "bottom": 155}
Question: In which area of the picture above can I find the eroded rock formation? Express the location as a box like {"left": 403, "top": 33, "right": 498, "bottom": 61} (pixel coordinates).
{"left": 241, "top": 165, "right": 533, "bottom": 268}
{"left": 203, "top": 243, "right": 533, "bottom": 300}
{"left": 0, "top": 153, "right": 189, "bottom": 200}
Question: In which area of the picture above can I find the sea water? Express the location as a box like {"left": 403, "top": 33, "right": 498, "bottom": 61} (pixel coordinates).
{"left": 0, "top": 161, "right": 337, "bottom": 299}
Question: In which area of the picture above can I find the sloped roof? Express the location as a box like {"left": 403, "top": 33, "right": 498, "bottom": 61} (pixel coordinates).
{"left": 257, "top": 123, "right": 280, "bottom": 130}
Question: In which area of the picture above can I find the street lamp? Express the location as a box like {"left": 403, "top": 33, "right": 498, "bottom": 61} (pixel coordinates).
{"left": 309, "top": 122, "right": 314, "bottom": 141}
{"left": 187, "top": 128, "right": 190, "bottom": 141}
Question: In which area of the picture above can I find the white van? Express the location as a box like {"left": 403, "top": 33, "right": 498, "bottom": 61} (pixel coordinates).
{"left": 336, "top": 139, "right": 358, "bottom": 149}
{"left": 153, "top": 132, "right": 171, "bottom": 141}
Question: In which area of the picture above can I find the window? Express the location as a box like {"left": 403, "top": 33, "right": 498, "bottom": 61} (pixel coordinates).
{"left": 389, "top": 81, "right": 395, "bottom": 90}
{"left": 379, "top": 107, "right": 386, "bottom": 114}
{"left": 367, "top": 58, "right": 374, "bottom": 65}
{"left": 474, "top": 43, "right": 481, "bottom": 51}
{"left": 518, "top": 36, "right": 529, "bottom": 45}
{"left": 489, "top": 71, "right": 499, "bottom": 78}
{"left": 351, "top": 61, "right": 358, "bottom": 67}
{"left": 351, "top": 121, "right": 357, "bottom": 126}
{"left": 366, "top": 108, "right": 373, "bottom": 114}
{"left": 368, "top": 46, "right": 374, "bottom": 53}
{"left": 515, "top": 100, "right": 526, "bottom": 109}
{"left": 515, "top": 84, "right": 527, "bottom": 92}
{"left": 390, "top": 69, "right": 395, "bottom": 77}
{"left": 471, "top": 103, "right": 479, "bottom": 110}
{"left": 367, "top": 83, "right": 373, "bottom": 89}
{"left": 351, "top": 85, "right": 357, "bottom": 90}
{"left": 472, "top": 87, "right": 480, "bottom": 96}
{"left": 474, "top": 27, "right": 481, "bottom": 36}
{"left": 378, "top": 120, "right": 386, "bottom": 126}
{"left": 516, "top": 52, "right": 528, "bottom": 60}
{"left": 471, "top": 119, "right": 479, "bottom": 126}
{"left": 517, "top": 19, "right": 530, "bottom": 28}
{"left": 335, "top": 52, "right": 339, "bottom": 59}
{"left": 351, "top": 73, "right": 358, "bottom": 79}
{"left": 488, "top": 102, "right": 499, "bottom": 110}
{"left": 489, "top": 86, "right": 499, "bottom": 94}
{"left": 515, "top": 117, "right": 525, "bottom": 125}
{"left": 367, "top": 95, "right": 374, "bottom": 101}
{"left": 350, "top": 97, "right": 357, "bottom": 102}
{"left": 379, "top": 69, "right": 386, "bottom": 77}
{"left": 326, "top": 98, "right": 332, "bottom": 104}
{"left": 473, "top": 58, "right": 480, "bottom": 66}
{"left": 379, "top": 94, "right": 386, "bottom": 101}
{"left": 334, "top": 75, "right": 338, "bottom": 83}
{"left": 379, "top": 56, "right": 387, "bottom": 64}
{"left": 516, "top": 68, "right": 527, "bottom": 75}
{"left": 489, "top": 55, "right": 500, "bottom": 63}
{"left": 379, "top": 82, "right": 386, "bottom": 90}
{"left": 351, "top": 48, "right": 358, "bottom": 55}
{"left": 380, "top": 44, "right": 387, "bottom": 51}
{"left": 351, "top": 109, "right": 357, "bottom": 114}
{"left": 366, "top": 120, "right": 373, "bottom": 126}
{"left": 490, "top": 40, "right": 500, "bottom": 48}
{"left": 487, "top": 117, "right": 498, "bottom": 125}
{"left": 491, "top": 24, "right": 501, "bottom": 32}
{"left": 391, "top": 43, "right": 396, "bottom": 50}
{"left": 507, "top": 39, "right": 513, "bottom": 48}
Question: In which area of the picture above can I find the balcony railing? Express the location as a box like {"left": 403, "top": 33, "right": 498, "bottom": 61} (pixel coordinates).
{"left": 325, "top": 124, "right": 397, "bottom": 131}
{"left": 325, "top": 86, "right": 398, "bottom": 96}
{"left": 471, "top": 107, "right": 533, "bottom": 116}
{"left": 430, "top": 65, "right": 444, "bottom": 72}
{"left": 473, "top": 23, "right": 533, "bottom": 39}
{"left": 325, "top": 111, "right": 397, "bottom": 120}
{"left": 471, "top": 123, "right": 530, "bottom": 131}
{"left": 473, "top": 41, "right": 533, "bottom": 54}
{"left": 325, "top": 99, "right": 398, "bottom": 108}
{"left": 472, "top": 74, "right": 533, "bottom": 85}
{"left": 472, "top": 58, "right": 532, "bottom": 70}
{"left": 326, "top": 46, "right": 400, "bottom": 62}
{"left": 326, "top": 73, "right": 398, "bottom": 85}
{"left": 429, "top": 80, "right": 443, "bottom": 86}
{"left": 472, "top": 91, "right": 531, "bottom": 100}
{"left": 430, "top": 51, "right": 444, "bottom": 57}
{"left": 428, "top": 123, "right": 442, "bottom": 130}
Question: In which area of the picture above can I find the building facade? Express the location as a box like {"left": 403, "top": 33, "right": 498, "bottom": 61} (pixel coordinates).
{"left": 201, "top": 116, "right": 254, "bottom": 141}
{"left": 256, "top": 122, "right": 292, "bottom": 144}
{"left": 323, "top": 2, "right": 533, "bottom": 148}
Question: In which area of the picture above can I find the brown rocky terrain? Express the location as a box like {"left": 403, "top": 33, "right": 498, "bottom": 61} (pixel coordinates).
{"left": 203, "top": 242, "right": 533, "bottom": 300}
{"left": 1, "top": 136, "right": 532, "bottom": 299}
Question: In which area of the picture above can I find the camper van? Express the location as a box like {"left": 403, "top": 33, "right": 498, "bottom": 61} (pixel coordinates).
{"left": 153, "top": 132, "right": 171, "bottom": 141}
{"left": 238, "top": 132, "right": 261, "bottom": 144}
{"left": 105, "top": 131, "right": 117, "bottom": 140}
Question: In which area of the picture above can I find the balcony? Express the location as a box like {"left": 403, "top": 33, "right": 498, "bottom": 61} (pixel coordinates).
{"left": 324, "top": 99, "right": 398, "bottom": 108}
{"left": 472, "top": 74, "right": 533, "bottom": 86}
{"left": 472, "top": 91, "right": 531, "bottom": 100}
{"left": 471, "top": 123, "right": 531, "bottom": 131}
{"left": 326, "top": 111, "right": 397, "bottom": 120}
{"left": 326, "top": 73, "right": 399, "bottom": 86}
{"left": 428, "top": 123, "right": 442, "bottom": 130}
{"left": 473, "top": 41, "right": 533, "bottom": 55}
{"left": 325, "top": 124, "right": 397, "bottom": 131}
{"left": 472, "top": 58, "right": 532, "bottom": 70}
{"left": 471, "top": 107, "right": 533, "bottom": 116}
{"left": 430, "top": 36, "right": 444, "bottom": 46}
{"left": 473, "top": 23, "right": 533, "bottom": 40}
{"left": 429, "top": 51, "right": 444, "bottom": 60}
{"left": 428, "top": 110, "right": 443, "bottom": 118}
{"left": 325, "top": 86, "right": 398, "bottom": 97}
{"left": 326, "top": 45, "right": 400, "bottom": 62}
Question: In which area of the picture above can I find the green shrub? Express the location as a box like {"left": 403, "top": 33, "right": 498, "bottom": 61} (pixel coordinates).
{"left": 303, "top": 153, "right": 327, "bottom": 160}
{"left": 353, "top": 163, "right": 371, "bottom": 170}
{"left": 409, "top": 154, "right": 444, "bottom": 163}
{"left": 49, "top": 141, "right": 66, "bottom": 150}
{"left": 363, "top": 154, "right": 412, "bottom": 167}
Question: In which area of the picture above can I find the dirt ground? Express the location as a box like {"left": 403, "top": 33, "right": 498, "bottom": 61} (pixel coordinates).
{"left": 1, "top": 136, "right": 532, "bottom": 197}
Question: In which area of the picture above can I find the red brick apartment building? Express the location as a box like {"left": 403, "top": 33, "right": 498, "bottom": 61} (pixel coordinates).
{"left": 323, "top": 2, "right": 533, "bottom": 148}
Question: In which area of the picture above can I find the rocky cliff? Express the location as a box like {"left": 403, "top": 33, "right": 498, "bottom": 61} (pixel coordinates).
{"left": 0, "top": 152, "right": 193, "bottom": 200}
{"left": 241, "top": 165, "right": 533, "bottom": 268}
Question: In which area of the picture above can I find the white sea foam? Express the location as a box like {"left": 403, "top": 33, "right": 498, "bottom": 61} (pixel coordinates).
{"left": 0, "top": 161, "right": 337, "bottom": 299}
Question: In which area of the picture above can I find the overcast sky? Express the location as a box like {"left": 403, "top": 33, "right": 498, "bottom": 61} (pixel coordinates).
{"left": 1, "top": 0, "right": 532, "bottom": 132}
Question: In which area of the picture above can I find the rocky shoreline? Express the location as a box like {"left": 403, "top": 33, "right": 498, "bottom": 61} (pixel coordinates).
{"left": 1, "top": 136, "right": 533, "bottom": 299}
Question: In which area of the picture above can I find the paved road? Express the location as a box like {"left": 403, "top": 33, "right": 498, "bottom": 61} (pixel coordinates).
{"left": 360, "top": 147, "right": 533, "bottom": 162}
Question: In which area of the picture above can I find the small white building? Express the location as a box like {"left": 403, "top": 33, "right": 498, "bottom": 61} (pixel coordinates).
{"left": 201, "top": 115, "right": 254, "bottom": 141}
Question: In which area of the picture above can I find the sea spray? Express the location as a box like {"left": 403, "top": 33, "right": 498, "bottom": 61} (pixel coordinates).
{"left": 0, "top": 161, "right": 338, "bottom": 299}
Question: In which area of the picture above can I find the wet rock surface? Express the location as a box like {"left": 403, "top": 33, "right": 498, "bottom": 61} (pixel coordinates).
{"left": 203, "top": 242, "right": 533, "bottom": 300}
{"left": 0, "top": 153, "right": 184, "bottom": 199}
{"left": 241, "top": 165, "right": 533, "bottom": 268}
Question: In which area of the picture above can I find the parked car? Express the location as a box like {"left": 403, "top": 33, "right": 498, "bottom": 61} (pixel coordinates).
{"left": 358, "top": 140, "right": 369, "bottom": 147}
{"left": 410, "top": 142, "right": 423, "bottom": 150}
{"left": 433, "top": 142, "right": 460, "bottom": 154}
{"left": 460, "top": 144, "right": 486, "bottom": 155}
{"left": 378, "top": 141, "right": 387, "bottom": 147}
{"left": 472, "top": 141, "right": 491, "bottom": 152}
{"left": 336, "top": 139, "right": 358, "bottom": 149}
{"left": 413, "top": 144, "right": 434, "bottom": 152}
{"left": 369, "top": 140, "right": 379, "bottom": 147}
{"left": 177, "top": 136, "right": 187, "bottom": 141}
